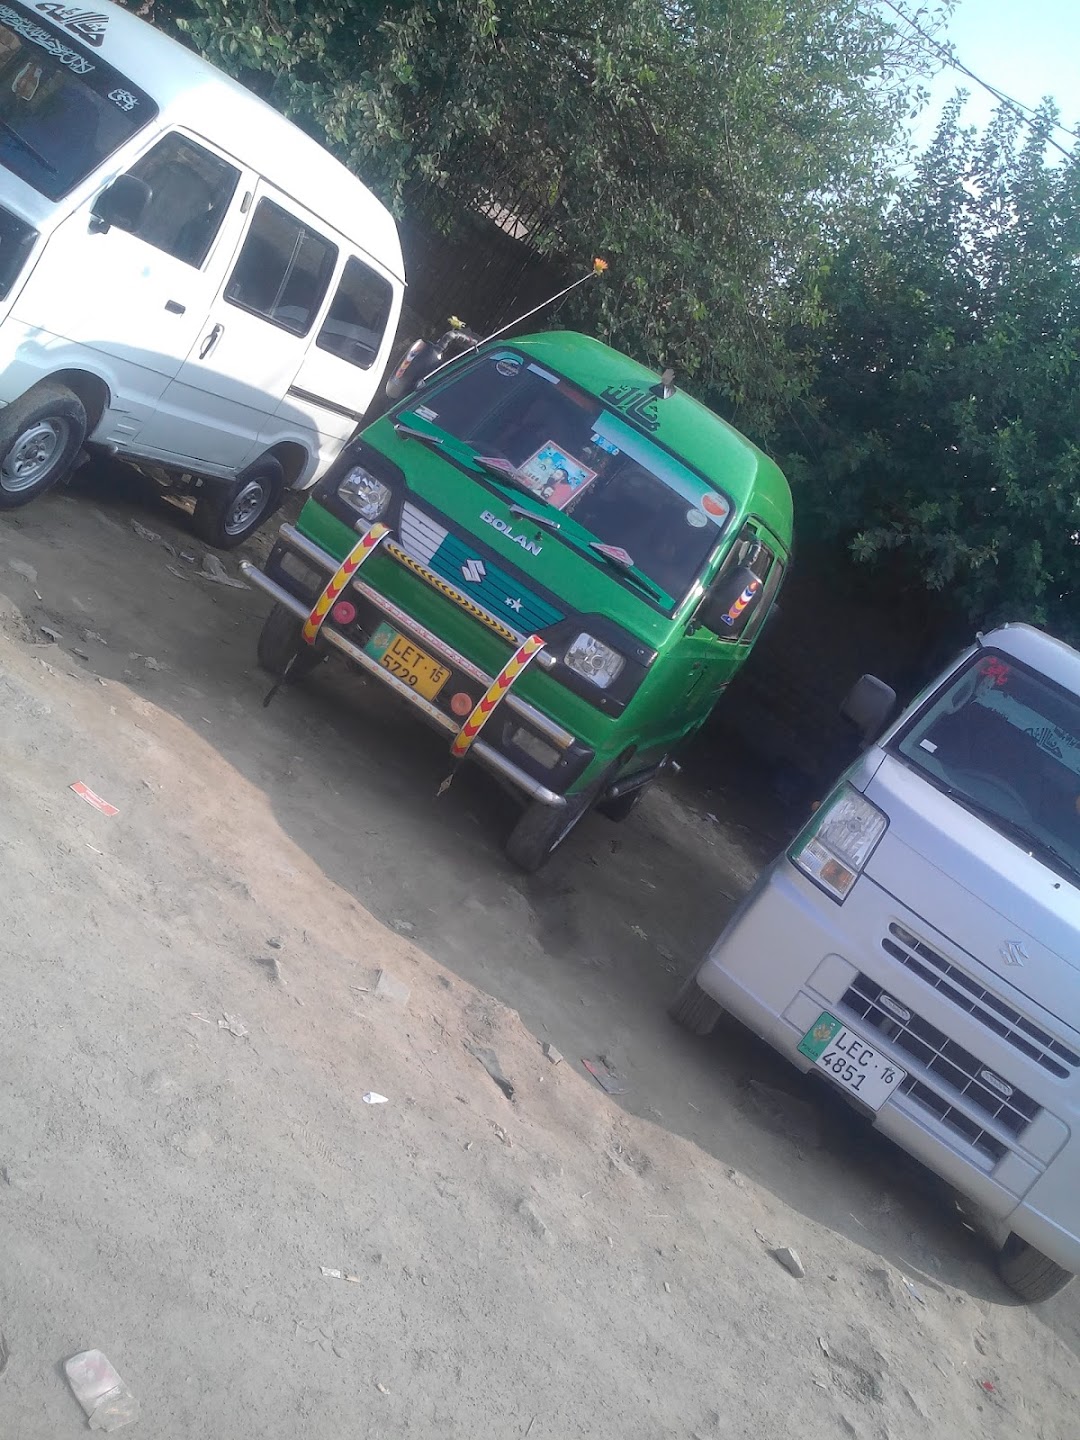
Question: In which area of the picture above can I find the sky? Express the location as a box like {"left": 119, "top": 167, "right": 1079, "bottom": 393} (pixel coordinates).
{"left": 908, "top": 0, "right": 1080, "bottom": 152}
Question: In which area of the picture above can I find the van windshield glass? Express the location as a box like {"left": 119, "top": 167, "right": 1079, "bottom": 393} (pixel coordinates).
{"left": 895, "top": 651, "right": 1080, "bottom": 883}
{"left": 0, "top": 2, "right": 156, "bottom": 199}
{"left": 413, "top": 350, "right": 732, "bottom": 609}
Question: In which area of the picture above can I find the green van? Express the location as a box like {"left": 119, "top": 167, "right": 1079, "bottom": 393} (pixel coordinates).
{"left": 242, "top": 331, "right": 793, "bottom": 869}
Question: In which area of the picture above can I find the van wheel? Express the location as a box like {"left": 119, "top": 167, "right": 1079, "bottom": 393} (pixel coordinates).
{"left": 996, "top": 1234, "right": 1073, "bottom": 1302}
{"left": 256, "top": 603, "right": 322, "bottom": 682}
{"left": 193, "top": 457, "right": 285, "bottom": 549}
{"left": 505, "top": 778, "right": 603, "bottom": 873}
{"left": 0, "top": 384, "right": 87, "bottom": 509}
{"left": 668, "top": 971, "right": 724, "bottom": 1037}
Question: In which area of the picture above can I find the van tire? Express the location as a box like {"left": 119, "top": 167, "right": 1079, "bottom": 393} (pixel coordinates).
{"left": 0, "top": 384, "right": 87, "bottom": 509}
{"left": 996, "top": 1234, "right": 1073, "bottom": 1303}
{"left": 193, "top": 457, "right": 285, "bottom": 549}
{"left": 256, "top": 603, "right": 321, "bottom": 682}
{"left": 505, "top": 779, "right": 602, "bottom": 873}
{"left": 668, "top": 971, "right": 724, "bottom": 1037}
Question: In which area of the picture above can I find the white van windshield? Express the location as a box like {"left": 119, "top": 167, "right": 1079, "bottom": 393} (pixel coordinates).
{"left": 0, "top": 2, "right": 155, "bottom": 199}
{"left": 895, "top": 651, "right": 1080, "bottom": 884}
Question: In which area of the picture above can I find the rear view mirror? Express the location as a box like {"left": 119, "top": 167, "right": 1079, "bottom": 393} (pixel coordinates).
{"left": 90, "top": 174, "right": 152, "bottom": 235}
{"left": 841, "top": 674, "right": 897, "bottom": 741}
{"left": 698, "top": 563, "right": 764, "bottom": 635}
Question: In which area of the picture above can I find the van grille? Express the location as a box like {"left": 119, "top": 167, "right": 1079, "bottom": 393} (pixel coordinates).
{"left": 882, "top": 923, "right": 1079, "bottom": 1081}
{"left": 399, "top": 503, "right": 563, "bottom": 635}
{"left": 842, "top": 973, "right": 1040, "bottom": 1154}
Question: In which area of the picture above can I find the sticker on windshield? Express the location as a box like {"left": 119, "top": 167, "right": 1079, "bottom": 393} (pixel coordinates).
{"left": 590, "top": 432, "right": 620, "bottom": 456}
{"left": 12, "top": 61, "right": 42, "bottom": 99}
{"left": 517, "top": 442, "right": 597, "bottom": 510}
{"left": 414, "top": 405, "right": 438, "bottom": 422}
{"left": 920, "top": 738, "right": 938, "bottom": 753}
{"left": 685, "top": 507, "right": 708, "bottom": 529}
{"left": 701, "top": 492, "right": 729, "bottom": 520}
{"left": 495, "top": 357, "right": 522, "bottom": 377}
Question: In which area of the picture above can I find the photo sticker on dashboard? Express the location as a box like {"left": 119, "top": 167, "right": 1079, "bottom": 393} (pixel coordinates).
{"left": 518, "top": 442, "right": 597, "bottom": 510}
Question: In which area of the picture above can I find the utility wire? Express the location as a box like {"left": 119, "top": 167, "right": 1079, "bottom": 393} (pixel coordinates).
{"left": 878, "top": 0, "right": 1077, "bottom": 159}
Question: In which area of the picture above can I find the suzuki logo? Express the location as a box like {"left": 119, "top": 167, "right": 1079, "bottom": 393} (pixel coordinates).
{"left": 461, "top": 557, "right": 486, "bottom": 584}
{"left": 1001, "top": 939, "right": 1029, "bottom": 967}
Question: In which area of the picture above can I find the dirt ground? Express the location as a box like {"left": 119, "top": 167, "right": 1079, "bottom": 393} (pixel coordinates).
{"left": 1, "top": 466, "right": 1078, "bottom": 1439}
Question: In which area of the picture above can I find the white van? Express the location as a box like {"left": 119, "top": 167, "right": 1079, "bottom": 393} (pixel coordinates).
{"left": 673, "top": 623, "right": 1080, "bottom": 1302}
{"left": 0, "top": 0, "right": 405, "bottom": 544}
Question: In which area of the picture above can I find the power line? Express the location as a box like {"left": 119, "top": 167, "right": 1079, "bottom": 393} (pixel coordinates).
{"left": 878, "top": 0, "right": 1078, "bottom": 159}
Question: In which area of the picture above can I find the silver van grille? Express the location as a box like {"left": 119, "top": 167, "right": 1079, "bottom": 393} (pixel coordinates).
{"left": 882, "top": 923, "right": 1079, "bottom": 1081}
{"left": 842, "top": 974, "right": 1039, "bottom": 1156}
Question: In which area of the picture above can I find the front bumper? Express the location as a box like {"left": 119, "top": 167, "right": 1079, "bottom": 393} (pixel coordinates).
{"left": 695, "top": 858, "right": 1080, "bottom": 1274}
{"left": 242, "top": 523, "right": 593, "bottom": 807}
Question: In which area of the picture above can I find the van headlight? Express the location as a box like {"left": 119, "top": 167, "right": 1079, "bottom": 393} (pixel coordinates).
{"left": 338, "top": 466, "right": 392, "bottom": 521}
{"left": 790, "top": 784, "right": 887, "bottom": 902}
{"left": 563, "top": 632, "right": 625, "bottom": 690}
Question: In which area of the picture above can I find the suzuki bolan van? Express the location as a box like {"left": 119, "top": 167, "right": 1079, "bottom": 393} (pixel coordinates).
{"left": 673, "top": 623, "right": 1080, "bottom": 1301}
{"left": 242, "top": 330, "right": 792, "bottom": 869}
{"left": 0, "top": 0, "right": 404, "bottom": 544}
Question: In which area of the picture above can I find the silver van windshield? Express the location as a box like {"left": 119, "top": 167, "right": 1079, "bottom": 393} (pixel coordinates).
{"left": 0, "top": 1, "right": 155, "bottom": 199}
{"left": 894, "top": 650, "right": 1080, "bottom": 884}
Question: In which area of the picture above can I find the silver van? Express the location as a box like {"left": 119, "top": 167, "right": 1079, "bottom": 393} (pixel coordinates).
{"left": 673, "top": 623, "right": 1080, "bottom": 1301}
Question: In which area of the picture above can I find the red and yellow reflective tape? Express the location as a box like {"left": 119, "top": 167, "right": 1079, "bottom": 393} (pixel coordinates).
{"left": 301, "top": 523, "right": 389, "bottom": 645}
{"left": 450, "top": 634, "right": 546, "bottom": 758}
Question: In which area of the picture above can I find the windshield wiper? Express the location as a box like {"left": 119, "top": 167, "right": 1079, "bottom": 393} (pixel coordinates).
{"left": 0, "top": 119, "right": 56, "bottom": 172}
{"left": 509, "top": 502, "right": 560, "bottom": 532}
{"left": 393, "top": 421, "right": 448, "bottom": 451}
{"left": 470, "top": 454, "right": 541, "bottom": 497}
{"left": 587, "top": 542, "right": 668, "bottom": 603}
{"left": 938, "top": 783, "right": 1080, "bottom": 884}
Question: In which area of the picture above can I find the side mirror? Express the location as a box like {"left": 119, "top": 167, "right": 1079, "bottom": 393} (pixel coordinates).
{"left": 697, "top": 563, "right": 764, "bottom": 635}
{"left": 841, "top": 674, "right": 897, "bottom": 741}
{"left": 384, "top": 338, "right": 441, "bottom": 401}
{"left": 90, "top": 174, "right": 152, "bottom": 235}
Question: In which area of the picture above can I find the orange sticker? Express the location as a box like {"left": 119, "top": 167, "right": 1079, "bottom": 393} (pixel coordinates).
{"left": 701, "top": 493, "right": 727, "bottom": 518}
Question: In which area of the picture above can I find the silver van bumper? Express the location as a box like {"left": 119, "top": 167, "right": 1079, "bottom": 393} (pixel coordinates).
{"left": 695, "top": 858, "right": 1080, "bottom": 1275}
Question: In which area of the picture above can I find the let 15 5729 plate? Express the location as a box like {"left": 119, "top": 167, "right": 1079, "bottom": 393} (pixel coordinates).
{"left": 797, "top": 1011, "right": 906, "bottom": 1111}
{"left": 365, "top": 623, "right": 451, "bottom": 701}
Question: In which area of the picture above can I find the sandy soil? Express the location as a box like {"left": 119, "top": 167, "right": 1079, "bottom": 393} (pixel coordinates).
{"left": 0, "top": 469, "right": 1077, "bottom": 1439}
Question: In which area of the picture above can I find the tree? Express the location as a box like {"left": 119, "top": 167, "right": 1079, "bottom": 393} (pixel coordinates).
{"left": 157, "top": 0, "right": 941, "bottom": 436}
{"left": 780, "top": 98, "right": 1080, "bottom": 637}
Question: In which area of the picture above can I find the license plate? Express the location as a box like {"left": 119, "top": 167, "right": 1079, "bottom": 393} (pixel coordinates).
{"left": 365, "top": 623, "right": 451, "bottom": 701}
{"left": 797, "top": 1012, "right": 906, "bottom": 1111}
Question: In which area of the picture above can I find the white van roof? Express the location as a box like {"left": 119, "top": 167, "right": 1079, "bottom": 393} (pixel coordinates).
{"left": 31, "top": 0, "right": 405, "bottom": 282}
{"left": 986, "top": 623, "right": 1080, "bottom": 697}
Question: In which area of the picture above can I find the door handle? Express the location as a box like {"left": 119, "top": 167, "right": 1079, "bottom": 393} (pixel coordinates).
{"left": 165, "top": 299, "right": 186, "bottom": 315}
{"left": 198, "top": 323, "right": 223, "bottom": 360}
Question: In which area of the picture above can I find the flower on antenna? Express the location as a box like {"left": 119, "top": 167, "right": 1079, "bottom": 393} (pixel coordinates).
{"left": 592, "top": 257, "right": 609, "bottom": 274}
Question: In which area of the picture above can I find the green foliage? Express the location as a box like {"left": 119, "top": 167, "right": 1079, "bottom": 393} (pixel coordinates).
{"left": 157, "top": 0, "right": 935, "bottom": 435}
{"left": 782, "top": 100, "right": 1080, "bottom": 636}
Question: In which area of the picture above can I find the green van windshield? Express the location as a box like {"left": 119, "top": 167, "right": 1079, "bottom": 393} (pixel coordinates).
{"left": 408, "top": 350, "right": 733, "bottom": 607}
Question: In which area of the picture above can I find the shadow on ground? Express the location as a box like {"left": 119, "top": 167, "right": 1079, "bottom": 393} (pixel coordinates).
{"left": 3, "top": 460, "right": 1077, "bottom": 1365}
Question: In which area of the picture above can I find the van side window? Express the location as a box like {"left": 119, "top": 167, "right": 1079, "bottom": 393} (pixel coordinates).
{"left": 225, "top": 199, "right": 337, "bottom": 337}
{"left": 714, "top": 524, "right": 779, "bottom": 642}
{"left": 316, "top": 256, "right": 393, "bottom": 369}
{"left": 127, "top": 134, "right": 240, "bottom": 268}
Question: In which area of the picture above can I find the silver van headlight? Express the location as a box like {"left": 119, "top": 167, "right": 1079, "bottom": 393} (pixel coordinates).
{"left": 791, "top": 784, "right": 887, "bottom": 902}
